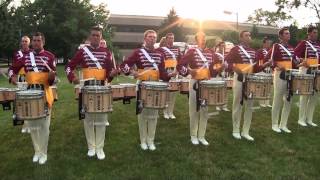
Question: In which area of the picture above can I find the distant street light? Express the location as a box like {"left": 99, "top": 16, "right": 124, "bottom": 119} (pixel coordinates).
{"left": 223, "top": 10, "right": 239, "bottom": 31}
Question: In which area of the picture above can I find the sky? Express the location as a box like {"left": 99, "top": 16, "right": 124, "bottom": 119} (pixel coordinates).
{"left": 91, "top": 0, "right": 318, "bottom": 27}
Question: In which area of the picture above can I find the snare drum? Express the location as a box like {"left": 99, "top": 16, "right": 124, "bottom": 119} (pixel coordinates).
{"left": 4, "top": 88, "right": 18, "bottom": 101}
{"left": 111, "top": 84, "right": 124, "bottom": 100}
{"left": 291, "top": 72, "right": 314, "bottom": 95}
{"left": 168, "top": 79, "right": 180, "bottom": 91}
{"left": 82, "top": 85, "right": 112, "bottom": 113}
{"left": 120, "top": 83, "right": 136, "bottom": 98}
{"left": 0, "top": 88, "right": 7, "bottom": 102}
{"left": 245, "top": 73, "right": 273, "bottom": 99}
{"left": 315, "top": 71, "right": 320, "bottom": 92}
{"left": 50, "top": 86, "right": 58, "bottom": 101}
{"left": 179, "top": 79, "right": 189, "bottom": 94}
{"left": 140, "top": 81, "right": 168, "bottom": 109}
{"left": 15, "top": 90, "right": 46, "bottom": 120}
{"left": 200, "top": 80, "right": 227, "bottom": 106}
{"left": 74, "top": 85, "right": 81, "bottom": 99}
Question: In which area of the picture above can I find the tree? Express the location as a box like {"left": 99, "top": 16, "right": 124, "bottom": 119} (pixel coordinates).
{"left": 247, "top": 8, "right": 292, "bottom": 26}
{"left": 251, "top": 24, "right": 259, "bottom": 38}
{"left": 158, "top": 8, "right": 186, "bottom": 42}
{"left": 221, "top": 30, "right": 239, "bottom": 44}
{"left": 1, "top": 0, "right": 114, "bottom": 61}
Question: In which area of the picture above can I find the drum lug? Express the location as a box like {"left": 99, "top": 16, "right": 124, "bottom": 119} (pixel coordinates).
{"left": 200, "top": 99, "right": 206, "bottom": 107}
{"left": 12, "top": 114, "right": 16, "bottom": 120}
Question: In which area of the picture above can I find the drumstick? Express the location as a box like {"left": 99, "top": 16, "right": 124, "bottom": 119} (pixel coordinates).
{"left": 309, "top": 64, "right": 320, "bottom": 67}
{"left": 40, "top": 57, "right": 53, "bottom": 72}
{"left": 111, "top": 52, "right": 117, "bottom": 69}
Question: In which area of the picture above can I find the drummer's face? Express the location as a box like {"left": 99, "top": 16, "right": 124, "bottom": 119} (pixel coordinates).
{"left": 166, "top": 35, "right": 174, "bottom": 46}
{"left": 280, "top": 30, "right": 290, "bottom": 42}
{"left": 196, "top": 35, "right": 206, "bottom": 48}
{"left": 309, "top": 29, "right": 318, "bottom": 41}
{"left": 32, "top": 36, "right": 44, "bottom": 51}
{"left": 21, "top": 37, "right": 30, "bottom": 50}
{"left": 144, "top": 32, "right": 157, "bottom": 47}
{"left": 241, "top": 32, "right": 251, "bottom": 44}
{"left": 90, "top": 30, "right": 102, "bottom": 47}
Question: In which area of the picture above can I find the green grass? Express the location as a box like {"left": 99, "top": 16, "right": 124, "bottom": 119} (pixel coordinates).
{"left": 0, "top": 66, "right": 319, "bottom": 179}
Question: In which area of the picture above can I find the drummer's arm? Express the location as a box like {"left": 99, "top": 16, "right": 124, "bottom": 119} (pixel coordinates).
{"left": 159, "top": 56, "right": 171, "bottom": 82}
{"left": 66, "top": 50, "right": 83, "bottom": 84}
{"left": 177, "top": 49, "right": 193, "bottom": 76}
{"left": 8, "top": 57, "right": 24, "bottom": 85}
{"left": 105, "top": 51, "right": 117, "bottom": 83}
{"left": 225, "top": 47, "right": 241, "bottom": 74}
{"left": 120, "top": 50, "right": 138, "bottom": 76}
{"left": 47, "top": 53, "right": 57, "bottom": 85}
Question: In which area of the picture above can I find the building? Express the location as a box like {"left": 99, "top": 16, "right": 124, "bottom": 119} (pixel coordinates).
{"left": 109, "top": 14, "right": 279, "bottom": 57}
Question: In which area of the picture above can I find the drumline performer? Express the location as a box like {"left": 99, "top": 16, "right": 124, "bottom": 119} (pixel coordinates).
{"left": 213, "top": 41, "right": 230, "bottom": 112}
{"left": 157, "top": 33, "right": 182, "bottom": 119}
{"left": 294, "top": 25, "right": 319, "bottom": 127}
{"left": 265, "top": 27, "right": 304, "bottom": 133}
{"left": 256, "top": 37, "right": 273, "bottom": 108}
{"left": 66, "top": 26, "right": 118, "bottom": 160}
{"left": 177, "top": 32, "right": 216, "bottom": 146}
{"left": 9, "top": 32, "right": 56, "bottom": 164}
{"left": 225, "top": 31, "right": 270, "bottom": 141}
{"left": 120, "top": 30, "right": 175, "bottom": 151}
{"left": 12, "top": 36, "right": 31, "bottom": 133}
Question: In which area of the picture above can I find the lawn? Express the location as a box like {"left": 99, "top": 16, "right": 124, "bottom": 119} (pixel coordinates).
{"left": 0, "top": 65, "right": 319, "bottom": 179}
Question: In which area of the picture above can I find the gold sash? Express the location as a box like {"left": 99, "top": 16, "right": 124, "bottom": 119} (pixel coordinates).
{"left": 164, "top": 59, "right": 177, "bottom": 69}
{"left": 307, "top": 58, "right": 318, "bottom": 66}
{"left": 26, "top": 72, "right": 54, "bottom": 108}
{"left": 276, "top": 60, "right": 292, "bottom": 70}
{"left": 234, "top": 63, "right": 253, "bottom": 74}
{"left": 137, "top": 69, "right": 159, "bottom": 81}
{"left": 82, "top": 68, "right": 106, "bottom": 80}
{"left": 192, "top": 68, "right": 210, "bottom": 80}
{"left": 18, "top": 68, "right": 26, "bottom": 75}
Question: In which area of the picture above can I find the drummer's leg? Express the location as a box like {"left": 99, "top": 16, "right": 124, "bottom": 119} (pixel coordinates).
{"left": 272, "top": 71, "right": 285, "bottom": 131}
{"left": 25, "top": 120, "right": 41, "bottom": 162}
{"left": 279, "top": 85, "right": 292, "bottom": 132}
{"left": 95, "top": 113, "right": 107, "bottom": 160}
{"left": 232, "top": 74, "right": 243, "bottom": 138}
{"left": 168, "top": 91, "right": 177, "bottom": 118}
{"left": 84, "top": 113, "right": 96, "bottom": 155}
{"left": 242, "top": 99, "right": 254, "bottom": 141}
{"left": 298, "top": 95, "right": 308, "bottom": 126}
{"left": 138, "top": 110, "right": 148, "bottom": 150}
{"left": 38, "top": 109, "right": 51, "bottom": 164}
{"left": 198, "top": 106, "right": 209, "bottom": 145}
{"left": 147, "top": 109, "right": 158, "bottom": 150}
{"left": 189, "top": 79, "right": 200, "bottom": 143}
{"left": 306, "top": 94, "right": 318, "bottom": 126}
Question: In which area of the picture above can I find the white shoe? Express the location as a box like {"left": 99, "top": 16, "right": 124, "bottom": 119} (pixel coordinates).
{"left": 38, "top": 154, "right": 47, "bottom": 165}
{"left": 272, "top": 126, "right": 281, "bottom": 133}
{"left": 298, "top": 121, "right": 307, "bottom": 127}
{"left": 96, "top": 149, "right": 105, "bottom": 160}
{"left": 148, "top": 143, "right": 156, "bottom": 151}
{"left": 216, "top": 107, "right": 221, "bottom": 111}
{"left": 307, "top": 122, "right": 318, "bottom": 127}
{"left": 32, "top": 153, "right": 40, "bottom": 163}
{"left": 169, "top": 114, "right": 176, "bottom": 119}
{"left": 105, "top": 120, "right": 110, "bottom": 126}
{"left": 163, "top": 113, "right": 170, "bottom": 119}
{"left": 232, "top": 133, "right": 241, "bottom": 140}
{"left": 87, "top": 149, "right": 96, "bottom": 157}
{"left": 241, "top": 134, "right": 254, "bottom": 141}
{"left": 198, "top": 138, "right": 209, "bottom": 146}
{"left": 191, "top": 136, "right": 199, "bottom": 145}
{"left": 266, "top": 105, "right": 272, "bottom": 108}
{"left": 140, "top": 143, "right": 148, "bottom": 150}
{"left": 21, "top": 128, "right": 27, "bottom": 133}
{"left": 222, "top": 107, "right": 230, "bottom": 112}
{"left": 280, "top": 127, "right": 292, "bottom": 133}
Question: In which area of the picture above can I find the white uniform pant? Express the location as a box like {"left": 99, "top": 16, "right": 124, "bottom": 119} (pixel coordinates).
{"left": 84, "top": 113, "right": 108, "bottom": 150}
{"left": 163, "top": 91, "right": 177, "bottom": 116}
{"left": 272, "top": 70, "right": 292, "bottom": 128}
{"left": 138, "top": 108, "right": 158, "bottom": 144}
{"left": 299, "top": 67, "right": 318, "bottom": 124}
{"left": 232, "top": 74, "right": 254, "bottom": 135}
{"left": 189, "top": 79, "right": 208, "bottom": 138}
{"left": 25, "top": 109, "right": 51, "bottom": 156}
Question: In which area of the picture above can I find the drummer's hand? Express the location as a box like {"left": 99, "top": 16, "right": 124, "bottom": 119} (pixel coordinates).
{"left": 300, "top": 60, "right": 309, "bottom": 68}
{"left": 168, "top": 71, "right": 177, "bottom": 77}
{"left": 233, "top": 67, "right": 242, "bottom": 75}
{"left": 72, "top": 77, "right": 80, "bottom": 85}
{"left": 262, "top": 61, "right": 271, "bottom": 68}
{"left": 131, "top": 70, "right": 139, "bottom": 79}
{"left": 110, "top": 68, "right": 118, "bottom": 77}
{"left": 10, "top": 76, "right": 17, "bottom": 85}
{"left": 189, "top": 69, "right": 197, "bottom": 77}
{"left": 276, "top": 66, "right": 285, "bottom": 71}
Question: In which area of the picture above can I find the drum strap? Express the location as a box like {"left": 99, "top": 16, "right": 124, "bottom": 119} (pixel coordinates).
{"left": 195, "top": 48, "right": 209, "bottom": 68}
{"left": 140, "top": 48, "right": 159, "bottom": 70}
{"left": 18, "top": 50, "right": 23, "bottom": 58}
{"left": 240, "top": 75, "right": 247, "bottom": 105}
{"left": 278, "top": 44, "right": 293, "bottom": 63}
{"left": 162, "top": 47, "right": 176, "bottom": 60}
{"left": 238, "top": 46, "right": 253, "bottom": 65}
{"left": 286, "top": 77, "right": 293, "bottom": 102}
{"left": 305, "top": 40, "right": 319, "bottom": 59}
{"left": 193, "top": 81, "right": 201, "bottom": 112}
{"left": 29, "top": 52, "right": 39, "bottom": 72}
{"left": 78, "top": 91, "right": 85, "bottom": 120}
{"left": 83, "top": 47, "right": 102, "bottom": 70}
